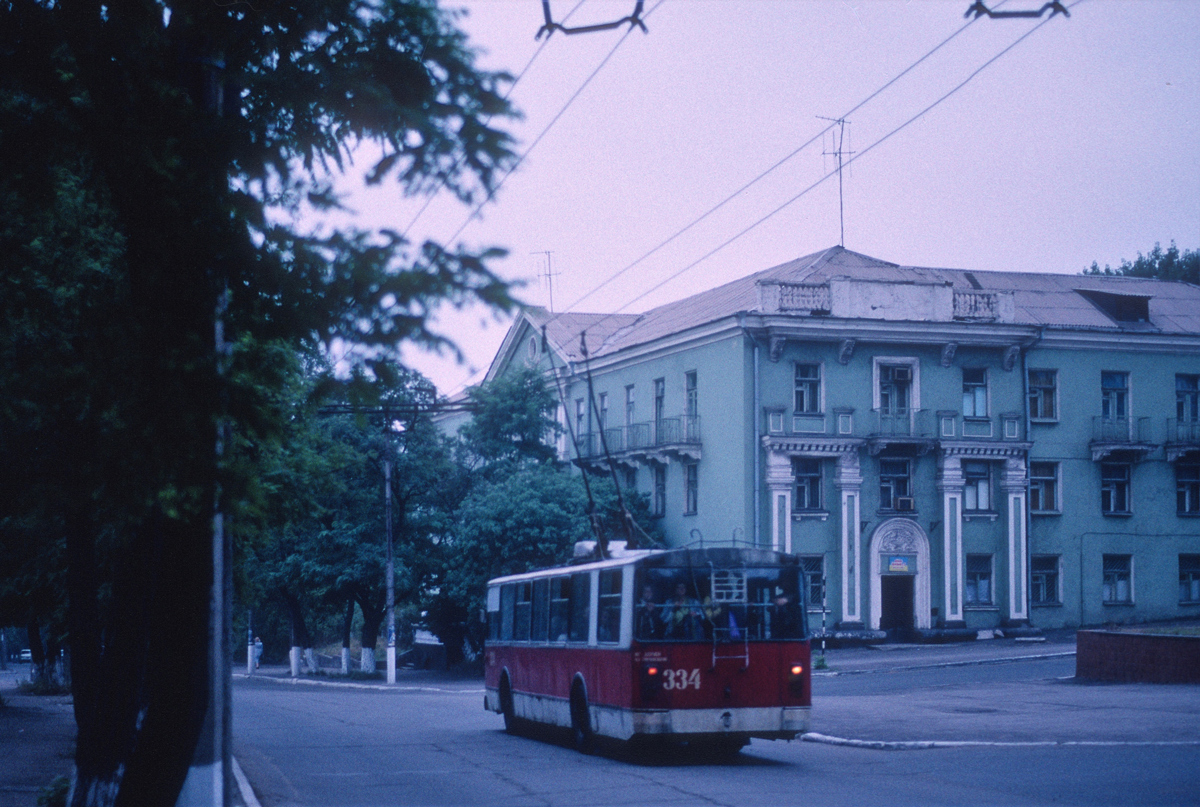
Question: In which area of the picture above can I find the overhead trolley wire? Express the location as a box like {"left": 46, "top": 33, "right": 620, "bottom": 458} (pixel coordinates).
{"left": 400, "top": 0, "right": 588, "bottom": 239}
{"left": 561, "top": 5, "right": 994, "bottom": 315}
{"left": 436, "top": 0, "right": 667, "bottom": 251}
{"left": 560, "top": 0, "right": 1081, "bottom": 340}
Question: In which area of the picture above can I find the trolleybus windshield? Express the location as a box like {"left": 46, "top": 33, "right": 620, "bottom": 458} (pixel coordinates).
{"left": 635, "top": 565, "right": 807, "bottom": 642}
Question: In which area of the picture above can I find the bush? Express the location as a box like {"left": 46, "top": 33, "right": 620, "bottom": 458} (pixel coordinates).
{"left": 38, "top": 775, "right": 70, "bottom": 807}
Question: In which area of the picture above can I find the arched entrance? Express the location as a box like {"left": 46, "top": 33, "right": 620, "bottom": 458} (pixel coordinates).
{"left": 869, "top": 518, "right": 932, "bottom": 635}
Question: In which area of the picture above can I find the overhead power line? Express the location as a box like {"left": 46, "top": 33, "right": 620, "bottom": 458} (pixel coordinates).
{"left": 566, "top": 0, "right": 1082, "bottom": 339}
{"left": 561, "top": 5, "right": 985, "bottom": 314}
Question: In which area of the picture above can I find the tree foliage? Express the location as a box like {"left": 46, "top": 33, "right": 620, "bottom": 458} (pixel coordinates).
{"left": 458, "top": 365, "right": 561, "bottom": 468}
{"left": 0, "top": 1, "right": 518, "bottom": 803}
{"left": 1085, "top": 241, "right": 1199, "bottom": 285}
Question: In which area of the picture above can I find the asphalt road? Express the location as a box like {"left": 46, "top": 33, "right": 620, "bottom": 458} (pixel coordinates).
{"left": 232, "top": 651, "right": 1200, "bottom": 807}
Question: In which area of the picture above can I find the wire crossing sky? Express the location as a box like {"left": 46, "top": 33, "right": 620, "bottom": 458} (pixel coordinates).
{"left": 339, "top": 0, "right": 1199, "bottom": 397}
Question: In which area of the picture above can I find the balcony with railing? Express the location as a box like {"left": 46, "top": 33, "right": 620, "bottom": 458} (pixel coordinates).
{"left": 1166, "top": 418, "right": 1200, "bottom": 461}
{"left": 575, "top": 416, "right": 702, "bottom": 463}
{"left": 1090, "top": 416, "right": 1155, "bottom": 461}
{"left": 867, "top": 408, "right": 936, "bottom": 454}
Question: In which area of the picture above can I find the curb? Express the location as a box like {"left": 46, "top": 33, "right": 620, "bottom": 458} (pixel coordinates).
{"left": 233, "top": 672, "right": 483, "bottom": 694}
{"left": 801, "top": 731, "right": 1200, "bottom": 750}
{"left": 813, "top": 650, "right": 1075, "bottom": 677}
{"left": 231, "top": 757, "right": 260, "bottom": 807}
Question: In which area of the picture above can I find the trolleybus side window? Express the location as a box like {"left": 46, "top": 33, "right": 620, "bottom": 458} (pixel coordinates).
{"left": 569, "top": 572, "right": 590, "bottom": 643}
{"left": 514, "top": 581, "right": 532, "bottom": 641}
{"left": 486, "top": 586, "right": 501, "bottom": 641}
{"left": 549, "top": 576, "right": 570, "bottom": 641}
{"left": 532, "top": 578, "right": 549, "bottom": 642}
{"left": 499, "top": 584, "right": 516, "bottom": 642}
{"left": 598, "top": 569, "right": 622, "bottom": 644}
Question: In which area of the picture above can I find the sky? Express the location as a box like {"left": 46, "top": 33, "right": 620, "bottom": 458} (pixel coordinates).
{"left": 334, "top": 0, "right": 1199, "bottom": 396}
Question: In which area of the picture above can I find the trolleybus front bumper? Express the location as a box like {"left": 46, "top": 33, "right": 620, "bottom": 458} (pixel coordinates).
{"left": 621, "top": 705, "right": 810, "bottom": 741}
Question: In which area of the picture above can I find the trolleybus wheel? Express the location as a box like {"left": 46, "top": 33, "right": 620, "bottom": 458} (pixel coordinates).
{"left": 499, "top": 674, "right": 517, "bottom": 734}
{"left": 569, "top": 681, "right": 594, "bottom": 754}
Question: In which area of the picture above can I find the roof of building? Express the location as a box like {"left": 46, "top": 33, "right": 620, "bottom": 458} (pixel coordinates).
{"left": 523, "top": 246, "right": 1200, "bottom": 362}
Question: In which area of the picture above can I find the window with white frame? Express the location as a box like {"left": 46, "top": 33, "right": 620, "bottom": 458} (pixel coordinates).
{"left": 1102, "top": 554, "right": 1132, "bottom": 604}
{"left": 1101, "top": 463, "right": 1131, "bottom": 515}
{"left": 1178, "top": 461, "right": 1200, "bottom": 515}
{"left": 795, "top": 363, "right": 821, "bottom": 414}
{"left": 1029, "top": 461, "right": 1059, "bottom": 513}
{"left": 683, "top": 462, "right": 698, "bottom": 515}
{"left": 793, "top": 458, "right": 822, "bottom": 512}
{"left": 1031, "top": 555, "right": 1060, "bottom": 605}
{"left": 963, "top": 461, "right": 991, "bottom": 511}
{"left": 879, "top": 364, "right": 912, "bottom": 416}
{"left": 1178, "top": 375, "right": 1200, "bottom": 422}
{"left": 1101, "top": 371, "right": 1129, "bottom": 422}
{"left": 962, "top": 368, "right": 988, "bottom": 418}
{"left": 1028, "top": 369, "right": 1057, "bottom": 420}
{"left": 1180, "top": 554, "right": 1200, "bottom": 604}
{"left": 799, "top": 556, "right": 826, "bottom": 610}
{"left": 965, "top": 554, "right": 993, "bottom": 605}
{"left": 879, "top": 458, "right": 911, "bottom": 511}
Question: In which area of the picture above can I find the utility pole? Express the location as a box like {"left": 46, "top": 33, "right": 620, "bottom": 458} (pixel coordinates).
{"left": 819, "top": 116, "right": 854, "bottom": 247}
{"left": 385, "top": 457, "right": 396, "bottom": 685}
{"left": 532, "top": 251, "right": 559, "bottom": 312}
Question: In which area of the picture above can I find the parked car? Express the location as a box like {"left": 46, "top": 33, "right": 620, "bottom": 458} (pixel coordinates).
{"left": 19, "top": 649, "right": 31, "bottom": 662}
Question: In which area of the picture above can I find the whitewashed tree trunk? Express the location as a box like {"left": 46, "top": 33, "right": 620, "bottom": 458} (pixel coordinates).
{"left": 304, "top": 648, "right": 316, "bottom": 673}
{"left": 289, "top": 646, "right": 301, "bottom": 678}
{"left": 360, "top": 647, "right": 376, "bottom": 673}
{"left": 341, "top": 647, "right": 350, "bottom": 675}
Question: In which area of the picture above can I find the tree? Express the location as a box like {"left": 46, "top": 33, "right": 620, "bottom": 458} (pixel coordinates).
{"left": 1085, "top": 241, "right": 1200, "bottom": 285}
{"left": 0, "top": 1, "right": 517, "bottom": 803}
{"left": 458, "top": 365, "right": 561, "bottom": 469}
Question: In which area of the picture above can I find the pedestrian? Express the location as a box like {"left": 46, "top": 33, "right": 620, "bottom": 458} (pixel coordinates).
{"left": 253, "top": 636, "right": 263, "bottom": 670}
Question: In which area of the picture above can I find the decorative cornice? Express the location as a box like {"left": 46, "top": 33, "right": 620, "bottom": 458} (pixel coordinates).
{"left": 940, "top": 441, "right": 1031, "bottom": 458}
{"left": 763, "top": 436, "right": 865, "bottom": 456}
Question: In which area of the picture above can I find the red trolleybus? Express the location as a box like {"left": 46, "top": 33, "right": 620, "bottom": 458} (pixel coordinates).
{"left": 483, "top": 545, "right": 811, "bottom": 753}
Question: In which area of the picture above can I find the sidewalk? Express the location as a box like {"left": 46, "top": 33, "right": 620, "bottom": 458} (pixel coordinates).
{"left": 0, "top": 669, "right": 73, "bottom": 807}
{"left": 811, "top": 628, "right": 1079, "bottom": 676}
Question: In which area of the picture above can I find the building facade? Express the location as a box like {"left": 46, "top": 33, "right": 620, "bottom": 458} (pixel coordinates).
{"left": 482, "top": 247, "right": 1200, "bottom": 636}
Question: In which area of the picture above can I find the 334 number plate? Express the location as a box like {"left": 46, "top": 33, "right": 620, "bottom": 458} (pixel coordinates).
{"left": 662, "top": 668, "right": 701, "bottom": 690}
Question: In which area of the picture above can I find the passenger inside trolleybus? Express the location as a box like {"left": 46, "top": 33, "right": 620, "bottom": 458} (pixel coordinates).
{"left": 634, "top": 565, "right": 807, "bottom": 643}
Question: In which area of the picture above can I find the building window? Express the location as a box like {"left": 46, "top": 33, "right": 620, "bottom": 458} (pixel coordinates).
{"left": 879, "top": 364, "right": 912, "bottom": 416}
{"left": 1031, "top": 555, "right": 1060, "bottom": 605}
{"left": 965, "top": 554, "right": 993, "bottom": 606}
{"left": 1101, "top": 463, "right": 1131, "bottom": 515}
{"left": 574, "top": 398, "right": 586, "bottom": 440}
{"left": 963, "top": 461, "right": 991, "bottom": 511}
{"left": 1101, "top": 371, "right": 1128, "bottom": 422}
{"left": 1179, "top": 375, "right": 1200, "bottom": 422}
{"left": 597, "top": 392, "right": 608, "bottom": 431}
{"left": 623, "top": 467, "right": 637, "bottom": 490}
{"left": 683, "top": 462, "right": 698, "bottom": 515}
{"left": 1180, "top": 554, "right": 1200, "bottom": 604}
{"left": 795, "top": 364, "right": 821, "bottom": 414}
{"left": 685, "top": 371, "right": 697, "bottom": 417}
{"left": 799, "top": 555, "right": 826, "bottom": 610}
{"left": 625, "top": 385, "right": 636, "bottom": 427}
{"left": 1028, "top": 369, "right": 1057, "bottom": 420}
{"left": 962, "top": 368, "right": 988, "bottom": 418}
{"left": 1102, "top": 554, "right": 1132, "bottom": 604}
{"left": 1178, "top": 462, "right": 1200, "bottom": 515}
{"left": 1029, "top": 461, "right": 1059, "bottom": 513}
{"left": 653, "top": 464, "right": 666, "bottom": 517}
{"left": 879, "top": 458, "right": 911, "bottom": 511}
{"left": 793, "top": 458, "right": 822, "bottom": 511}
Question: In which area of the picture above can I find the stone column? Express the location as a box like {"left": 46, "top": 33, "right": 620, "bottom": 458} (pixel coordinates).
{"left": 765, "top": 450, "right": 793, "bottom": 553}
{"left": 938, "top": 454, "right": 965, "bottom": 627}
{"left": 1002, "top": 456, "right": 1030, "bottom": 625}
{"left": 835, "top": 452, "right": 864, "bottom": 628}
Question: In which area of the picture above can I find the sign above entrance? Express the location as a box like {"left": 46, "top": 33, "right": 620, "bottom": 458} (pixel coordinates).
{"left": 884, "top": 554, "right": 916, "bottom": 574}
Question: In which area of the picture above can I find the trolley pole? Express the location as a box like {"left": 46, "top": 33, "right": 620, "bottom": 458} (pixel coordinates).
{"left": 385, "top": 458, "right": 396, "bottom": 685}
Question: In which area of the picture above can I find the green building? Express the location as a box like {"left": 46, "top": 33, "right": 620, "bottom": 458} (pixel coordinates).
{"left": 481, "top": 247, "right": 1200, "bottom": 637}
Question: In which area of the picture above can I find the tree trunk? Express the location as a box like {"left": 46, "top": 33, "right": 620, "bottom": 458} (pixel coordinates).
{"left": 68, "top": 507, "right": 213, "bottom": 807}
{"left": 341, "top": 600, "right": 354, "bottom": 675}
{"left": 359, "top": 603, "right": 382, "bottom": 674}
{"left": 283, "top": 591, "right": 313, "bottom": 676}
{"left": 26, "top": 616, "right": 47, "bottom": 687}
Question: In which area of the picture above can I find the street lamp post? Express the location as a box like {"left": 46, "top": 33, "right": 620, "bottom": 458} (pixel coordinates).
{"left": 385, "top": 457, "right": 396, "bottom": 685}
